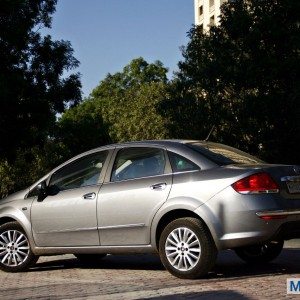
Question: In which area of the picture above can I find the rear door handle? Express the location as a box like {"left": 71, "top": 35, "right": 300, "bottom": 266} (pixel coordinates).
{"left": 150, "top": 183, "right": 167, "bottom": 191}
{"left": 83, "top": 192, "right": 96, "bottom": 200}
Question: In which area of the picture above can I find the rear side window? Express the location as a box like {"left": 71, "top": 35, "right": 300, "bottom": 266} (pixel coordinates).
{"left": 168, "top": 151, "right": 199, "bottom": 173}
{"left": 111, "top": 147, "right": 166, "bottom": 182}
{"left": 187, "top": 143, "right": 264, "bottom": 166}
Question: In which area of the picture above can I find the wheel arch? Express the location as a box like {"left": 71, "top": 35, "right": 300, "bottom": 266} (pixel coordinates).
{"left": 0, "top": 215, "right": 39, "bottom": 271}
{"left": 151, "top": 197, "right": 222, "bottom": 250}
{"left": 0, "top": 216, "right": 17, "bottom": 227}
{"left": 154, "top": 209, "right": 204, "bottom": 249}
{"left": 0, "top": 214, "right": 30, "bottom": 237}
{"left": 0, "top": 208, "right": 34, "bottom": 248}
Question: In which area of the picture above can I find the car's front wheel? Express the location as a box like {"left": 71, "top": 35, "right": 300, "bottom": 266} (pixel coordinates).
{"left": 159, "top": 217, "right": 217, "bottom": 279}
{"left": 0, "top": 222, "right": 38, "bottom": 272}
{"left": 235, "top": 240, "right": 284, "bottom": 263}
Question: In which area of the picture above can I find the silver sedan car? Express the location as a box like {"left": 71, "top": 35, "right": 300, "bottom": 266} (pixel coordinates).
{"left": 0, "top": 140, "right": 300, "bottom": 279}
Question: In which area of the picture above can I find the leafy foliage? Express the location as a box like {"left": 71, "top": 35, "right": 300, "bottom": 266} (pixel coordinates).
{"left": 0, "top": 0, "right": 81, "bottom": 160}
{"left": 1, "top": 0, "right": 299, "bottom": 198}
{"left": 0, "top": 142, "right": 70, "bottom": 199}
{"left": 56, "top": 100, "right": 111, "bottom": 157}
{"left": 61, "top": 58, "right": 170, "bottom": 147}
{"left": 164, "top": 0, "right": 300, "bottom": 163}
{"left": 0, "top": 0, "right": 81, "bottom": 197}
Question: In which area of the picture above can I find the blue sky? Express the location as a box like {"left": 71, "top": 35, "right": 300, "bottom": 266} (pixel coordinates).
{"left": 45, "top": 0, "right": 194, "bottom": 97}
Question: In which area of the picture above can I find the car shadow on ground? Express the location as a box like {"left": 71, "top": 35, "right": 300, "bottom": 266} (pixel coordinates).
{"left": 144, "top": 291, "right": 250, "bottom": 300}
{"left": 30, "top": 248, "right": 300, "bottom": 281}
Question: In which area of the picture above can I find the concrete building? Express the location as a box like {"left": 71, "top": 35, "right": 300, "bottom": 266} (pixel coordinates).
{"left": 194, "top": 0, "right": 226, "bottom": 31}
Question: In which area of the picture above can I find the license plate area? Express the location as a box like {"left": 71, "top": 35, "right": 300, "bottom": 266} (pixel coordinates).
{"left": 287, "top": 182, "right": 300, "bottom": 194}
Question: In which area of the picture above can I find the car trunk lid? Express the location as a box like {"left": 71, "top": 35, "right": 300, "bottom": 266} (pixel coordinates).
{"left": 225, "top": 164, "right": 300, "bottom": 200}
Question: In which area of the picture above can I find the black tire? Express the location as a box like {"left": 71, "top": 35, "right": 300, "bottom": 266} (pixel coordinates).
{"left": 235, "top": 240, "right": 284, "bottom": 263}
{"left": 74, "top": 254, "right": 107, "bottom": 264}
{"left": 0, "top": 222, "right": 38, "bottom": 272}
{"left": 159, "top": 217, "right": 217, "bottom": 279}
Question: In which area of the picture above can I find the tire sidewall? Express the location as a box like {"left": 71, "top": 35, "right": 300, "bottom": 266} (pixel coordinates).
{"left": 159, "top": 217, "right": 217, "bottom": 279}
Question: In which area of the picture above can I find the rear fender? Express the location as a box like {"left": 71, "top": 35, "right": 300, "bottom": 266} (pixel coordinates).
{"left": 151, "top": 197, "right": 221, "bottom": 249}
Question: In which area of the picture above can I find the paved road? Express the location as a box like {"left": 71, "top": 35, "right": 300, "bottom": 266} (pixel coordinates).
{"left": 0, "top": 241, "right": 299, "bottom": 300}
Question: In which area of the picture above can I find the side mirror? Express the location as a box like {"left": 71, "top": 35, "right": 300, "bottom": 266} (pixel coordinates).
{"left": 37, "top": 181, "right": 48, "bottom": 202}
{"left": 37, "top": 181, "right": 47, "bottom": 191}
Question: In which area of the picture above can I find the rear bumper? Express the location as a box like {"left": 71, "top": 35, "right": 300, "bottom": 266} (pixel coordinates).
{"left": 197, "top": 187, "right": 300, "bottom": 250}
{"left": 216, "top": 211, "right": 300, "bottom": 249}
{"left": 256, "top": 209, "right": 300, "bottom": 241}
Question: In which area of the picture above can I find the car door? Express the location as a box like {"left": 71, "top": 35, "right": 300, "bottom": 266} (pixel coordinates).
{"left": 97, "top": 146, "right": 173, "bottom": 246}
{"left": 30, "top": 149, "right": 112, "bottom": 247}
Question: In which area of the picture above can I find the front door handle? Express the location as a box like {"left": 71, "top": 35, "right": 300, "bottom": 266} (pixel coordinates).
{"left": 150, "top": 183, "right": 167, "bottom": 191}
{"left": 83, "top": 192, "right": 96, "bottom": 200}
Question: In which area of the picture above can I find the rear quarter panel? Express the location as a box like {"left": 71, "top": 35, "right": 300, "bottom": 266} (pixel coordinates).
{"left": 151, "top": 167, "right": 253, "bottom": 249}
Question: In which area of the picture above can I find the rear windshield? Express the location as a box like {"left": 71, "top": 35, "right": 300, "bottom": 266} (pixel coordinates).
{"left": 187, "top": 142, "right": 264, "bottom": 166}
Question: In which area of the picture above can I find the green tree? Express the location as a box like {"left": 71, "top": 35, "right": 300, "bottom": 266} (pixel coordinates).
{"left": 0, "top": 141, "right": 70, "bottom": 199}
{"left": 0, "top": 0, "right": 81, "bottom": 198}
{"left": 165, "top": 0, "right": 300, "bottom": 163}
{"left": 56, "top": 100, "right": 111, "bottom": 157}
{"left": 60, "top": 58, "right": 170, "bottom": 148}
{"left": 0, "top": 0, "right": 81, "bottom": 160}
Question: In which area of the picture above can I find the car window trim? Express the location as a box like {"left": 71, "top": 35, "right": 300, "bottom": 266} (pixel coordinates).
{"left": 172, "top": 169, "right": 200, "bottom": 175}
{"left": 104, "top": 172, "right": 172, "bottom": 185}
{"left": 50, "top": 182, "right": 103, "bottom": 194}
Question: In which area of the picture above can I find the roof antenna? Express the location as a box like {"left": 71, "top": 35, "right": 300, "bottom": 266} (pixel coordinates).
{"left": 205, "top": 125, "right": 215, "bottom": 141}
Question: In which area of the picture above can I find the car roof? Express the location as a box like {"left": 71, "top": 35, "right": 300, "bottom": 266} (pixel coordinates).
{"left": 77, "top": 139, "right": 224, "bottom": 156}
{"left": 101, "top": 139, "right": 203, "bottom": 148}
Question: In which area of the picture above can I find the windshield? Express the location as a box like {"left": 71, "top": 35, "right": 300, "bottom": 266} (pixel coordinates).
{"left": 187, "top": 142, "right": 265, "bottom": 166}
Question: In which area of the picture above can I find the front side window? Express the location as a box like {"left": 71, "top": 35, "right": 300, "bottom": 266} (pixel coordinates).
{"left": 111, "top": 147, "right": 166, "bottom": 182}
{"left": 49, "top": 151, "right": 108, "bottom": 191}
{"left": 168, "top": 152, "right": 200, "bottom": 173}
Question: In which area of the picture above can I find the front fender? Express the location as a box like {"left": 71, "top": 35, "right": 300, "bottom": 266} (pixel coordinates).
{"left": 0, "top": 201, "right": 35, "bottom": 250}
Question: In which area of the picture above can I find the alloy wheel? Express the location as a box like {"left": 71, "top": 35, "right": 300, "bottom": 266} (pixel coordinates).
{"left": 165, "top": 226, "right": 201, "bottom": 271}
{"left": 0, "top": 230, "right": 30, "bottom": 267}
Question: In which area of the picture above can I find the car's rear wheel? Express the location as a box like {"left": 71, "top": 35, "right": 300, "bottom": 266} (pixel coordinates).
{"left": 159, "top": 217, "right": 217, "bottom": 279}
{"left": 235, "top": 240, "right": 284, "bottom": 263}
{"left": 0, "top": 222, "right": 38, "bottom": 272}
{"left": 74, "top": 254, "right": 107, "bottom": 264}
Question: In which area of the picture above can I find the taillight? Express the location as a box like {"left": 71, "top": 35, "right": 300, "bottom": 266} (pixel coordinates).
{"left": 232, "top": 172, "right": 279, "bottom": 194}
